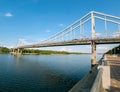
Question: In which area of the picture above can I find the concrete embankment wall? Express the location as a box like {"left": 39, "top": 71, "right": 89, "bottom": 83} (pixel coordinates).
{"left": 90, "top": 68, "right": 103, "bottom": 92}
{"left": 69, "top": 55, "right": 111, "bottom": 92}
{"left": 69, "top": 65, "right": 98, "bottom": 92}
{"left": 91, "top": 54, "right": 110, "bottom": 92}
{"left": 91, "top": 66, "right": 110, "bottom": 92}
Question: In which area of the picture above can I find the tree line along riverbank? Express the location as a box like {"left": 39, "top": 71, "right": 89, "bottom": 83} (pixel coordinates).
{"left": 0, "top": 47, "right": 9, "bottom": 53}
{"left": 0, "top": 46, "right": 85, "bottom": 55}
{"left": 21, "top": 49, "right": 84, "bottom": 55}
{"left": 1, "top": 45, "right": 119, "bottom": 55}
{"left": 105, "top": 45, "right": 120, "bottom": 54}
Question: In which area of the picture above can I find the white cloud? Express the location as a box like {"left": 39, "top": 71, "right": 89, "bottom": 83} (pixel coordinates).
{"left": 97, "top": 45, "right": 109, "bottom": 50}
{"left": 5, "top": 12, "right": 13, "bottom": 17}
{"left": 7, "top": 46, "right": 14, "bottom": 49}
{"left": 59, "top": 47, "right": 68, "bottom": 51}
{"left": 96, "top": 45, "right": 118, "bottom": 53}
{"left": 112, "top": 32, "right": 120, "bottom": 37}
{"left": 85, "top": 45, "right": 110, "bottom": 53}
{"left": 95, "top": 32, "right": 101, "bottom": 37}
{"left": 86, "top": 45, "right": 90, "bottom": 48}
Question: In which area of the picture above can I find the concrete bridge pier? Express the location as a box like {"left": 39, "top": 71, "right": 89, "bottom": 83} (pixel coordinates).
{"left": 91, "top": 41, "right": 97, "bottom": 67}
{"left": 17, "top": 48, "right": 22, "bottom": 55}
{"left": 10, "top": 49, "right": 15, "bottom": 54}
{"left": 10, "top": 48, "right": 22, "bottom": 55}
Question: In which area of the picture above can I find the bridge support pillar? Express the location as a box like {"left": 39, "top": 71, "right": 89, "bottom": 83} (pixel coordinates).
{"left": 10, "top": 49, "right": 15, "bottom": 54}
{"left": 91, "top": 41, "right": 97, "bottom": 67}
{"left": 17, "top": 49, "right": 22, "bottom": 55}
{"left": 10, "top": 48, "right": 22, "bottom": 55}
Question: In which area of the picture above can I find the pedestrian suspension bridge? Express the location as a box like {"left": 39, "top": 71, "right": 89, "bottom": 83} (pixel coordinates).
{"left": 11, "top": 11, "right": 120, "bottom": 66}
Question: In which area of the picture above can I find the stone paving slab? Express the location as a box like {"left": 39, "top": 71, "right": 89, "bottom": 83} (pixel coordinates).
{"left": 110, "top": 65, "right": 120, "bottom": 92}
{"left": 106, "top": 55, "right": 120, "bottom": 92}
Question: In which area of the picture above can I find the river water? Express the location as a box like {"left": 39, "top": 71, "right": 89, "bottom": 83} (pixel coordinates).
{"left": 0, "top": 54, "right": 102, "bottom": 92}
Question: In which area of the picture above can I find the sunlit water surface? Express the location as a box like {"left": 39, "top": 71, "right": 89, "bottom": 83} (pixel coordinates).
{"left": 0, "top": 54, "right": 102, "bottom": 92}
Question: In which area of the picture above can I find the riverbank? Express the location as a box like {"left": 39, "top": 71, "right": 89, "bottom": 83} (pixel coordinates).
{"left": 0, "top": 46, "right": 88, "bottom": 55}
{"left": 69, "top": 54, "right": 120, "bottom": 92}
{"left": 69, "top": 55, "right": 103, "bottom": 92}
{"left": 11, "top": 48, "right": 89, "bottom": 55}
{"left": 68, "top": 54, "right": 106, "bottom": 92}
{"left": 69, "top": 45, "right": 120, "bottom": 92}
{"left": 22, "top": 52, "right": 90, "bottom": 55}
{"left": 69, "top": 53, "right": 104, "bottom": 92}
{"left": 11, "top": 51, "right": 88, "bottom": 55}
{"left": 69, "top": 62, "right": 99, "bottom": 92}
{"left": 0, "top": 47, "right": 9, "bottom": 53}
{"left": 21, "top": 51, "right": 86, "bottom": 55}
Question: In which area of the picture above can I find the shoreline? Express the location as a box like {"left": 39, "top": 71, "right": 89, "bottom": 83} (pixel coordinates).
{"left": 69, "top": 54, "right": 104, "bottom": 92}
{"left": 69, "top": 54, "right": 120, "bottom": 92}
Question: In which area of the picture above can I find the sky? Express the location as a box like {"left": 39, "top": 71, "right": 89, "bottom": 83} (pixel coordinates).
{"left": 0, "top": 0, "right": 120, "bottom": 53}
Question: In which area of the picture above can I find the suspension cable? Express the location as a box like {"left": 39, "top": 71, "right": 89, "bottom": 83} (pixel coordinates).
{"left": 105, "top": 16, "right": 108, "bottom": 37}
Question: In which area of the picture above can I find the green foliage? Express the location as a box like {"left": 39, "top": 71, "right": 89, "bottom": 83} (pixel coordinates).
{"left": 106, "top": 45, "right": 120, "bottom": 54}
{"left": 0, "top": 47, "right": 84, "bottom": 55}
{"left": 21, "top": 49, "right": 82, "bottom": 55}
{"left": 0, "top": 47, "right": 9, "bottom": 53}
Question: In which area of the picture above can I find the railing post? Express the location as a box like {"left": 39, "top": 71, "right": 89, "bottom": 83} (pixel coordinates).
{"left": 91, "top": 11, "right": 97, "bottom": 67}
{"left": 104, "top": 16, "right": 108, "bottom": 37}
{"left": 80, "top": 20, "right": 83, "bottom": 39}
{"left": 74, "top": 31, "right": 76, "bottom": 39}
{"left": 71, "top": 27, "right": 73, "bottom": 40}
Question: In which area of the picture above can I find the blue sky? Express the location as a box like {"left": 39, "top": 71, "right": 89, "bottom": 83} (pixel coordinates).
{"left": 0, "top": 0, "right": 120, "bottom": 53}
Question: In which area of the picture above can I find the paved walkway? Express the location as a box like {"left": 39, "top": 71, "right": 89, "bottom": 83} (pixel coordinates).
{"left": 106, "top": 55, "right": 120, "bottom": 92}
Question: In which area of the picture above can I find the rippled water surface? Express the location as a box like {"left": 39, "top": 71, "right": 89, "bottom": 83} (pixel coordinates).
{"left": 0, "top": 54, "right": 102, "bottom": 92}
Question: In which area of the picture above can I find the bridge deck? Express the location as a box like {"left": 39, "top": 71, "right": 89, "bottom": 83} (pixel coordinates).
{"left": 15, "top": 37, "right": 120, "bottom": 49}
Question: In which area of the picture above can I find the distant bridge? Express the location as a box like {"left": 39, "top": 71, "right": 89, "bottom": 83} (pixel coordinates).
{"left": 11, "top": 11, "right": 120, "bottom": 66}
